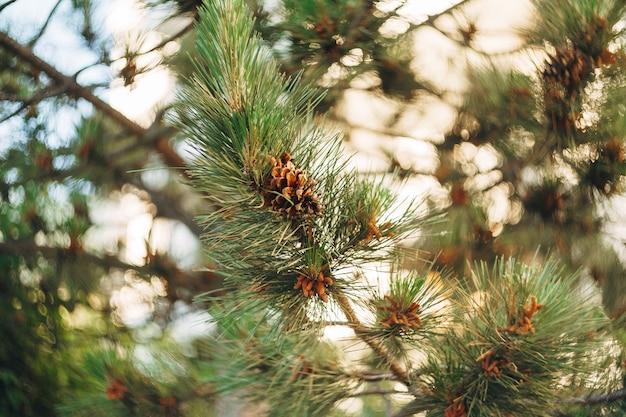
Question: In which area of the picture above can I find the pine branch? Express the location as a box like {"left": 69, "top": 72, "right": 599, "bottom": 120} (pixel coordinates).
{"left": 391, "top": 386, "right": 626, "bottom": 417}
{"left": 391, "top": 399, "right": 430, "bottom": 417}
{"left": 350, "top": 388, "right": 405, "bottom": 397}
{"left": 0, "top": 31, "right": 188, "bottom": 178}
{"left": 174, "top": 2, "right": 625, "bottom": 416}
{"left": 0, "top": 239, "right": 216, "bottom": 298}
{"left": 0, "top": 84, "right": 69, "bottom": 123}
{"left": 0, "top": 239, "right": 137, "bottom": 271}
{"left": 0, "top": 32, "right": 206, "bottom": 246}
{"left": 335, "top": 293, "right": 411, "bottom": 385}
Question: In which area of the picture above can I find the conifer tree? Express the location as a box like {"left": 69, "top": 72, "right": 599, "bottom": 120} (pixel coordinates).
{"left": 1, "top": 0, "right": 626, "bottom": 416}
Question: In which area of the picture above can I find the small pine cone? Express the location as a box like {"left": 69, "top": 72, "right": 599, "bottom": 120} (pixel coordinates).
{"left": 543, "top": 45, "right": 590, "bottom": 94}
{"left": 294, "top": 270, "right": 333, "bottom": 302}
{"left": 263, "top": 152, "right": 324, "bottom": 220}
{"left": 377, "top": 295, "right": 422, "bottom": 332}
{"left": 105, "top": 378, "right": 128, "bottom": 401}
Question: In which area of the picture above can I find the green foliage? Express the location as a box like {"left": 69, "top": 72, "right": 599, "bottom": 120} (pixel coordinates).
{"left": 412, "top": 256, "right": 612, "bottom": 416}
{"left": 3, "top": 0, "right": 626, "bottom": 415}
{"left": 203, "top": 312, "right": 352, "bottom": 417}
{"left": 256, "top": 0, "right": 427, "bottom": 101}
{"left": 528, "top": 0, "right": 626, "bottom": 56}
{"left": 174, "top": 0, "right": 428, "bottom": 338}
{"left": 368, "top": 262, "right": 451, "bottom": 361}
{"left": 427, "top": 0, "right": 626, "bottom": 323}
{"left": 57, "top": 342, "right": 216, "bottom": 417}
{"left": 176, "top": 0, "right": 626, "bottom": 416}
{"left": 0, "top": 254, "right": 65, "bottom": 417}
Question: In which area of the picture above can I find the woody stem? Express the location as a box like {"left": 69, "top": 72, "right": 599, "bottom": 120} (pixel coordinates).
{"left": 335, "top": 293, "right": 410, "bottom": 385}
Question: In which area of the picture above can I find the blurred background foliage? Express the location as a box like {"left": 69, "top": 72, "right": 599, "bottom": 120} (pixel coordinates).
{"left": 1, "top": 0, "right": 626, "bottom": 415}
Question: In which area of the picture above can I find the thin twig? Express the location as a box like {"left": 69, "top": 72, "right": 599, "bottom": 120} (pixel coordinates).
{"left": 348, "top": 371, "right": 398, "bottom": 382}
{"left": 418, "top": 18, "right": 525, "bottom": 58}
{"left": 28, "top": 0, "right": 62, "bottom": 47}
{"left": 392, "top": 400, "right": 431, "bottom": 417}
{"left": 0, "top": 83, "right": 69, "bottom": 123}
{"left": 103, "top": 17, "right": 196, "bottom": 69}
{"left": 0, "top": 0, "right": 18, "bottom": 13}
{"left": 419, "top": 0, "right": 472, "bottom": 26}
{"left": 139, "top": 19, "right": 195, "bottom": 57}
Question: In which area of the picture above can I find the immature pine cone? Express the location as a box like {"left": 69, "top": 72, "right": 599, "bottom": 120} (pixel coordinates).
{"left": 263, "top": 152, "right": 324, "bottom": 220}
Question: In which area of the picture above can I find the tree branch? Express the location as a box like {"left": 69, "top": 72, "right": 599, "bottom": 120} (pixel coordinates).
{"left": 335, "top": 293, "right": 411, "bottom": 386}
{"left": 390, "top": 387, "right": 626, "bottom": 417}
{"left": 348, "top": 370, "right": 399, "bottom": 382}
{"left": 0, "top": 83, "right": 69, "bottom": 123}
{"left": 138, "top": 19, "right": 196, "bottom": 57}
{"left": 0, "top": 30, "right": 189, "bottom": 178}
{"left": 0, "top": 239, "right": 219, "bottom": 300}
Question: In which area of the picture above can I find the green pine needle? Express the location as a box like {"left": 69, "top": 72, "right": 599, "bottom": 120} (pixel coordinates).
{"left": 416, "top": 255, "right": 612, "bottom": 416}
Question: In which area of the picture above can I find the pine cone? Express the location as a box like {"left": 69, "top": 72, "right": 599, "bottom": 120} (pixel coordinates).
{"left": 262, "top": 152, "right": 324, "bottom": 220}
{"left": 542, "top": 46, "right": 590, "bottom": 135}
{"left": 543, "top": 45, "right": 590, "bottom": 94}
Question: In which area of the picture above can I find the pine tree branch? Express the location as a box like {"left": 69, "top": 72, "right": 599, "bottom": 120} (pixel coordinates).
{"left": 335, "top": 293, "right": 411, "bottom": 386}
{"left": 0, "top": 84, "right": 70, "bottom": 123}
{"left": 104, "top": 17, "right": 196, "bottom": 70}
{"left": 390, "top": 379, "right": 626, "bottom": 416}
{"left": 0, "top": 30, "right": 188, "bottom": 179}
{"left": 0, "top": 20, "right": 223, "bottom": 304}
{"left": 391, "top": 399, "right": 430, "bottom": 417}
{"left": 0, "top": 239, "right": 137, "bottom": 271}
{"left": 0, "top": 239, "right": 218, "bottom": 299}
{"left": 349, "top": 370, "right": 398, "bottom": 382}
